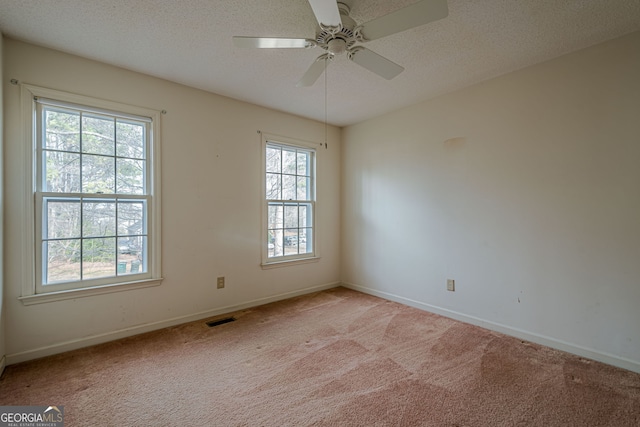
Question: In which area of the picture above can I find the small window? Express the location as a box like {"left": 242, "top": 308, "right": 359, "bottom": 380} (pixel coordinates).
{"left": 20, "top": 85, "right": 162, "bottom": 300}
{"left": 262, "top": 135, "right": 316, "bottom": 264}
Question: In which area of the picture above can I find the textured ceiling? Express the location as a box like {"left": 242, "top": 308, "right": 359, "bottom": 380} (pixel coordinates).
{"left": 1, "top": 0, "right": 639, "bottom": 126}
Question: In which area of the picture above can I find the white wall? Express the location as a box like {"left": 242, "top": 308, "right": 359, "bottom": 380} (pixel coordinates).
{"left": 341, "top": 31, "right": 640, "bottom": 373}
{"left": 3, "top": 38, "right": 341, "bottom": 362}
{"left": 0, "top": 33, "right": 6, "bottom": 373}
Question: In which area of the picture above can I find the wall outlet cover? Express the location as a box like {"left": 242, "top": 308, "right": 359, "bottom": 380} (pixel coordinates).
{"left": 447, "top": 279, "right": 455, "bottom": 291}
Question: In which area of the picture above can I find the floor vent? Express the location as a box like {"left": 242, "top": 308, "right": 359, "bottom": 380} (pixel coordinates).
{"left": 206, "top": 317, "right": 236, "bottom": 327}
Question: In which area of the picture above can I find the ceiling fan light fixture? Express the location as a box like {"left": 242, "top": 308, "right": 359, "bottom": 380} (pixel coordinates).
{"left": 327, "top": 38, "right": 347, "bottom": 55}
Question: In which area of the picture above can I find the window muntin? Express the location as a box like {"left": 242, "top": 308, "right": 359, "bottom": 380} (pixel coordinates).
{"left": 36, "top": 99, "right": 152, "bottom": 292}
{"left": 265, "top": 141, "right": 315, "bottom": 262}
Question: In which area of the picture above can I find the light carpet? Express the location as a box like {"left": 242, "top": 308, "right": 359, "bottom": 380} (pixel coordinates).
{"left": 1, "top": 287, "right": 639, "bottom": 426}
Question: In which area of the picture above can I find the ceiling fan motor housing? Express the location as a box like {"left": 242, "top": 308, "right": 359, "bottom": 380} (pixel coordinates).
{"left": 316, "top": 2, "right": 357, "bottom": 56}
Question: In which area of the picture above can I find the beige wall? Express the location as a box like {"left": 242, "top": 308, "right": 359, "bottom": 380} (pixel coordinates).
{"left": 0, "top": 33, "right": 5, "bottom": 372}
{"left": 3, "top": 38, "right": 341, "bottom": 362}
{"left": 341, "top": 31, "right": 640, "bottom": 373}
{"left": 4, "top": 30, "right": 640, "bottom": 373}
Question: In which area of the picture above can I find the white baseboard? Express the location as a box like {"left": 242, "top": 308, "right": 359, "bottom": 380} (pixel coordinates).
{"left": 7, "top": 281, "right": 341, "bottom": 365}
{"left": 342, "top": 282, "right": 640, "bottom": 374}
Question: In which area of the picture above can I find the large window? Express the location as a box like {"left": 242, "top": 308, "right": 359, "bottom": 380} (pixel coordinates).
{"left": 20, "top": 85, "right": 162, "bottom": 302}
{"left": 263, "top": 135, "right": 316, "bottom": 264}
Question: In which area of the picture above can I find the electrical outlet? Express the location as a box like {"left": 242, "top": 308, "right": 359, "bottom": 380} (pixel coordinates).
{"left": 217, "top": 277, "right": 225, "bottom": 289}
{"left": 447, "top": 279, "right": 455, "bottom": 292}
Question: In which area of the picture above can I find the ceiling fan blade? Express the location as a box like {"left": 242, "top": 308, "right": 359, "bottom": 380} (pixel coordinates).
{"left": 233, "top": 37, "right": 315, "bottom": 49}
{"left": 349, "top": 47, "right": 404, "bottom": 80}
{"left": 297, "top": 56, "right": 330, "bottom": 87}
{"left": 358, "top": 0, "right": 448, "bottom": 41}
{"left": 307, "top": 0, "right": 342, "bottom": 28}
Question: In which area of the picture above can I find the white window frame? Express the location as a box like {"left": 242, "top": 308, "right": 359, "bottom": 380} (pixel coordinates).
{"left": 261, "top": 133, "right": 320, "bottom": 268}
{"left": 19, "top": 84, "right": 162, "bottom": 305}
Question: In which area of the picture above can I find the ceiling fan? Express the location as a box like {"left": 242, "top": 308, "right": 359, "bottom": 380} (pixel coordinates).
{"left": 233, "top": 0, "right": 448, "bottom": 87}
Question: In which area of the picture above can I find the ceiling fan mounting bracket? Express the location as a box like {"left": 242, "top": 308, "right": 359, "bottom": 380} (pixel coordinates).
{"left": 304, "top": 39, "right": 318, "bottom": 48}
{"left": 353, "top": 25, "right": 367, "bottom": 43}
{"left": 346, "top": 45, "right": 363, "bottom": 61}
{"left": 317, "top": 52, "right": 334, "bottom": 62}
{"left": 318, "top": 23, "right": 342, "bottom": 36}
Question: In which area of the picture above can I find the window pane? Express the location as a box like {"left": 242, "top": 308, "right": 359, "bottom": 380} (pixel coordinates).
{"left": 83, "top": 200, "right": 116, "bottom": 238}
{"left": 45, "top": 239, "right": 81, "bottom": 284}
{"left": 82, "top": 114, "right": 114, "bottom": 156}
{"left": 297, "top": 152, "right": 308, "bottom": 175}
{"left": 46, "top": 199, "right": 81, "bottom": 239}
{"left": 270, "top": 229, "right": 284, "bottom": 257}
{"left": 118, "top": 201, "right": 146, "bottom": 236}
{"left": 297, "top": 177, "right": 310, "bottom": 200}
{"left": 116, "top": 158, "right": 145, "bottom": 194}
{"left": 45, "top": 108, "right": 80, "bottom": 152}
{"left": 116, "top": 121, "right": 145, "bottom": 159}
{"left": 284, "top": 204, "right": 298, "bottom": 228}
{"left": 266, "top": 146, "right": 281, "bottom": 173}
{"left": 301, "top": 228, "right": 312, "bottom": 254}
{"left": 282, "top": 149, "right": 296, "bottom": 174}
{"left": 44, "top": 151, "right": 81, "bottom": 193}
{"left": 284, "top": 229, "right": 299, "bottom": 255}
{"left": 118, "top": 236, "right": 146, "bottom": 275}
{"left": 299, "top": 204, "right": 311, "bottom": 228}
{"left": 82, "top": 237, "right": 116, "bottom": 279}
{"left": 282, "top": 175, "right": 296, "bottom": 200}
{"left": 268, "top": 203, "right": 283, "bottom": 229}
{"left": 266, "top": 173, "right": 281, "bottom": 199}
{"left": 82, "top": 154, "right": 115, "bottom": 193}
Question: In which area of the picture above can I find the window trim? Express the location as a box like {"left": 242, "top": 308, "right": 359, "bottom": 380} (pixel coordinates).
{"left": 260, "top": 133, "right": 320, "bottom": 267}
{"left": 18, "top": 84, "right": 163, "bottom": 305}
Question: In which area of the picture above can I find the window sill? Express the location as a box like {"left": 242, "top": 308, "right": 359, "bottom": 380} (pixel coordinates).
{"left": 261, "top": 256, "right": 320, "bottom": 269}
{"left": 18, "top": 278, "right": 163, "bottom": 306}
